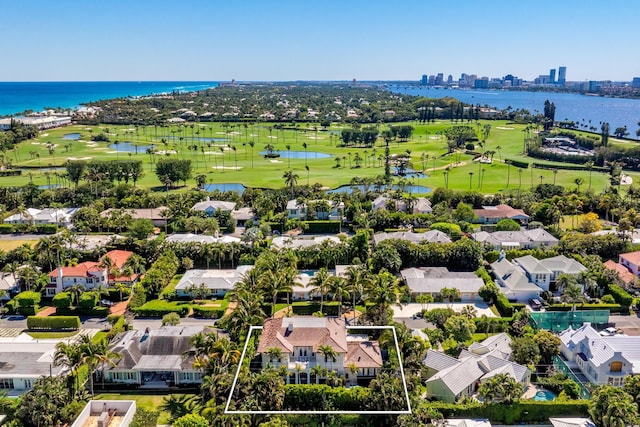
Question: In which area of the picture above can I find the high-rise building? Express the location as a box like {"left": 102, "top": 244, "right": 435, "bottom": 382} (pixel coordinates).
{"left": 447, "top": 74, "right": 453, "bottom": 85}
{"left": 421, "top": 74, "right": 428, "bottom": 85}
{"left": 558, "top": 67, "right": 567, "bottom": 84}
{"left": 549, "top": 69, "right": 556, "bottom": 84}
{"left": 435, "top": 73, "right": 444, "bottom": 85}
{"left": 633, "top": 77, "right": 640, "bottom": 89}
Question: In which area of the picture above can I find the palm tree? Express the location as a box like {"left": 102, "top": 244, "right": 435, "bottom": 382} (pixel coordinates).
{"left": 302, "top": 142, "right": 308, "bottom": 166}
{"left": 285, "top": 144, "right": 291, "bottom": 168}
{"left": 54, "top": 341, "right": 83, "bottom": 397}
{"left": 283, "top": 169, "right": 299, "bottom": 198}
{"left": 561, "top": 280, "right": 586, "bottom": 311}
{"left": 78, "top": 334, "right": 121, "bottom": 396}
{"left": 248, "top": 140, "right": 255, "bottom": 168}
{"left": 317, "top": 344, "right": 337, "bottom": 372}
{"left": 308, "top": 267, "right": 332, "bottom": 315}
{"left": 345, "top": 264, "right": 370, "bottom": 324}
{"left": 329, "top": 276, "right": 349, "bottom": 317}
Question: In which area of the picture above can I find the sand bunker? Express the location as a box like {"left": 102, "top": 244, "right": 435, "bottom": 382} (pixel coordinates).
{"left": 269, "top": 160, "right": 283, "bottom": 163}
{"left": 156, "top": 150, "right": 177, "bottom": 155}
{"left": 212, "top": 166, "right": 242, "bottom": 170}
{"left": 93, "top": 147, "right": 109, "bottom": 150}
{"left": 31, "top": 142, "right": 41, "bottom": 145}
{"left": 67, "top": 156, "right": 92, "bottom": 161}
{"left": 41, "top": 133, "right": 49, "bottom": 137}
{"left": 496, "top": 126, "right": 514, "bottom": 130}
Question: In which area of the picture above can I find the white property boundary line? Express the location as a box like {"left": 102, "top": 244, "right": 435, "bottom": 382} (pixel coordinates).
{"left": 224, "top": 325, "right": 412, "bottom": 415}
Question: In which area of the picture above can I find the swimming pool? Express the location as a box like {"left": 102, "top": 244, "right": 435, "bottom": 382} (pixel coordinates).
{"left": 533, "top": 389, "right": 557, "bottom": 401}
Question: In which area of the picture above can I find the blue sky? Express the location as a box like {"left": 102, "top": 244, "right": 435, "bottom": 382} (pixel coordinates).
{"left": 2, "top": 0, "right": 638, "bottom": 82}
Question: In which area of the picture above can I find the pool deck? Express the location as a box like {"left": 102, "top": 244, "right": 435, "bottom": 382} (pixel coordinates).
{"left": 522, "top": 384, "right": 545, "bottom": 399}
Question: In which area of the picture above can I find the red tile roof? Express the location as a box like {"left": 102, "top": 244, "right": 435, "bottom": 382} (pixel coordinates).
{"left": 257, "top": 317, "right": 348, "bottom": 354}
{"left": 345, "top": 340, "right": 383, "bottom": 368}
{"left": 605, "top": 260, "right": 636, "bottom": 284}
{"left": 474, "top": 204, "right": 529, "bottom": 219}
{"left": 102, "top": 250, "right": 134, "bottom": 269}
{"left": 48, "top": 262, "right": 103, "bottom": 277}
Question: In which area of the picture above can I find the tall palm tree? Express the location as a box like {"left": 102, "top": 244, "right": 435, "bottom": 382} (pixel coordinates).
{"left": 283, "top": 169, "right": 299, "bottom": 198}
{"left": 78, "top": 334, "right": 121, "bottom": 396}
{"left": 345, "top": 264, "right": 370, "bottom": 324}
{"left": 249, "top": 140, "right": 255, "bottom": 168}
{"left": 308, "top": 268, "right": 332, "bottom": 315}
{"left": 329, "top": 276, "right": 349, "bottom": 317}
{"left": 54, "top": 341, "right": 83, "bottom": 397}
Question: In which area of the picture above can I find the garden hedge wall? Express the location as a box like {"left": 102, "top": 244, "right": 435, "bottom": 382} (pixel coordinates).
{"left": 192, "top": 306, "right": 225, "bottom": 319}
{"left": 27, "top": 316, "right": 80, "bottom": 330}
{"left": 130, "top": 300, "right": 190, "bottom": 317}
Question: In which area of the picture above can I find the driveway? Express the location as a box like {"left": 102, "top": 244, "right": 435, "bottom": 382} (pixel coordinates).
{"left": 611, "top": 313, "right": 640, "bottom": 336}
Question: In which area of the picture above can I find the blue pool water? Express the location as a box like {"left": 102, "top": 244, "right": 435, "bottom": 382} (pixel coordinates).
{"left": 533, "top": 390, "right": 557, "bottom": 401}
{"left": 62, "top": 133, "right": 81, "bottom": 140}
{"left": 328, "top": 184, "right": 431, "bottom": 194}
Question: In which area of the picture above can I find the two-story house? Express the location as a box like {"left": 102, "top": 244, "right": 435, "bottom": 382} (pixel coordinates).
{"left": 257, "top": 317, "right": 382, "bottom": 385}
{"left": 559, "top": 323, "right": 640, "bottom": 386}
{"left": 512, "top": 255, "right": 587, "bottom": 292}
{"left": 46, "top": 262, "right": 108, "bottom": 296}
{"left": 619, "top": 251, "right": 640, "bottom": 277}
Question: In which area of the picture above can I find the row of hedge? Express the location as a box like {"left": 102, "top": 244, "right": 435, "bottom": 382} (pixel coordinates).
{"left": 283, "top": 384, "right": 370, "bottom": 411}
{"left": 0, "top": 223, "right": 58, "bottom": 234}
{"left": 0, "top": 170, "right": 21, "bottom": 176}
{"left": 192, "top": 306, "right": 225, "bottom": 319}
{"left": 428, "top": 400, "right": 590, "bottom": 424}
{"left": 130, "top": 300, "right": 190, "bottom": 317}
{"left": 504, "top": 158, "right": 529, "bottom": 169}
{"left": 532, "top": 161, "right": 608, "bottom": 172}
{"left": 27, "top": 316, "right": 80, "bottom": 330}
{"left": 138, "top": 250, "right": 179, "bottom": 298}
{"left": 606, "top": 284, "right": 634, "bottom": 309}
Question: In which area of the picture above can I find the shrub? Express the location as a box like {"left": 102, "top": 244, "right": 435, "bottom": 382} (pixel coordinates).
{"left": 78, "top": 292, "right": 98, "bottom": 309}
{"left": 162, "top": 312, "right": 181, "bottom": 326}
{"left": 0, "top": 224, "right": 15, "bottom": 234}
{"left": 302, "top": 220, "right": 341, "bottom": 234}
{"left": 495, "top": 293, "right": 515, "bottom": 317}
{"left": 192, "top": 306, "right": 225, "bottom": 319}
{"left": 505, "top": 158, "right": 529, "bottom": 169}
{"left": 131, "top": 300, "right": 189, "bottom": 317}
{"left": 496, "top": 219, "right": 521, "bottom": 231}
{"left": 129, "top": 283, "right": 146, "bottom": 309}
{"left": 601, "top": 295, "right": 615, "bottom": 304}
{"left": 607, "top": 284, "right": 634, "bottom": 308}
{"left": 284, "top": 384, "right": 370, "bottom": 411}
{"left": 52, "top": 292, "right": 72, "bottom": 309}
{"left": 431, "top": 222, "right": 462, "bottom": 240}
{"left": 15, "top": 291, "right": 41, "bottom": 307}
{"left": 107, "top": 314, "right": 127, "bottom": 339}
{"left": 27, "top": 316, "right": 80, "bottom": 330}
{"left": 34, "top": 224, "right": 58, "bottom": 234}
{"left": 107, "top": 287, "right": 131, "bottom": 302}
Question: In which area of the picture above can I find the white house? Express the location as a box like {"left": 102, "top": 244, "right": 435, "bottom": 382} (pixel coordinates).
{"left": 401, "top": 267, "right": 484, "bottom": 301}
{"left": 619, "top": 251, "right": 640, "bottom": 277}
{"left": 559, "top": 323, "right": 640, "bottom": 386}
{"left": 165, "top": 233, "right": 241, "bottom": 245}
{"left": 191, "top": 200, "right": 237, "bottom": 216}
{"left": 102, "top": 326, "right": 210, "bottom": 386}
{"left": 174, "top": 266, "right": 253, "bottom": 298}
{"left": 372, "top": 195, "right": 432, "bottom": 214}
{"left": 4, "top": 207, "right": 78, "bottom": 227}
{"left": 373, "top": 230, "right": 452, "bottom": 246}
{"left": 491, "top": 258, "right": 544, "bottom": 301}
{"left": 271, "top": 235, "right": 341, "bottom": 250}
{"left": 424, "top": 333, "right": 530, "bottom": 403}
{"left": 0, "top": 333, "right": 68, "bottom": 395}
{"left": 472, "top": 229, "right": 559, "bottom": 250}
{"left": 257, "top": 317, "right": 382, "bottom": 385}
{"left": 0, "top": 272, "right": 18, "bottom": 300}
{"left": 512, "top": 255, "right": 587, "bottom": 292}
{"left": 45, "top": 262, "right": 108, "bottom": 297}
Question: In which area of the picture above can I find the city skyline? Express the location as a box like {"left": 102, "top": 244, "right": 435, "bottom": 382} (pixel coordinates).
{"left": 1, "top": 0, "right": 639, "bottom": 82}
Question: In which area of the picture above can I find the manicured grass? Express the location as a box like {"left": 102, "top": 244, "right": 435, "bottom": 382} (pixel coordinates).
{"left": 0, "top": 240, "right": 38, "bottom": 251}
{"left": 160, "top": 274, "right": 183, "bottom": 297}
{"left": 26, "top": 330, "right": 78, "bottom": 339}
{"left": 5, "top": 120, "right": 623, "bottom": 195}
{"left": 92, "top": 330, "right": 109, "bottom": 343}
{"left": 94, "top": 393, "right": 192, "bottom": 424}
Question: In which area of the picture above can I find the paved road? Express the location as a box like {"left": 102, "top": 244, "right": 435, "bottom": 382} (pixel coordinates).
{"left": 610, "top": 313, "right": 640, "bottom": 335}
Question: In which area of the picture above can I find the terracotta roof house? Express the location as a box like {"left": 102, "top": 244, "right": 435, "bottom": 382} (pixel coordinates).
{"left": 473, "top": 204, "right": 529, "bottom": 225}
{"left": 46, "top": 262, "right": 107, "bottom": 297}
{"left": 603, "top": 260, "right": 636, "bottom": 287}
{"left": 619, "top": 251, "right": 640, "bottom": 277}
{"left": 102, "top": 250, "right": 137, "bottom": 285}
{"left": 101, "top": 326, "right": 211, "bottom": 387}
{"left": 257, "top": 317, "right": 382, "bottom": 385}
{"left": 100, "top": 207, "right": 168, "bottom": 227}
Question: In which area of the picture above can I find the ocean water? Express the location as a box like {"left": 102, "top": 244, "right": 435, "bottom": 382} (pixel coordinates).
{"left": 0, "top": 81, "right": 218, "bottom": 116}
{"left": 391, "top": 85, "right": 640, "bottom": 139}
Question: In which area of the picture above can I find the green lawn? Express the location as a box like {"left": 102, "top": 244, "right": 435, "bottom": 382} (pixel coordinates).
{"left": 3, "top": 120, "right": 622, "bottom": 195}
{"left": 94, "top": 393, "right": 193, "bottom": 425}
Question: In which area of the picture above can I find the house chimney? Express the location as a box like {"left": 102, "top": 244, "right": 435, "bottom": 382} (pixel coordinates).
{"left": 287, "top": 322, "right": 294, "bottom": 333}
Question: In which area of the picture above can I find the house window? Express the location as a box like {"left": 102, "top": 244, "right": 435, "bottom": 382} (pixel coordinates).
{"left": 23, "top": 379, "right": 33, "bottom": 389}
{"left": 610, "top": 362, "right": 623, "bottom": 373}
{"left": 608, "top": 377, "right": 623, "bottom": 386}
{"left": 0, "top": 379, "right": 14, "bottom": 389}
